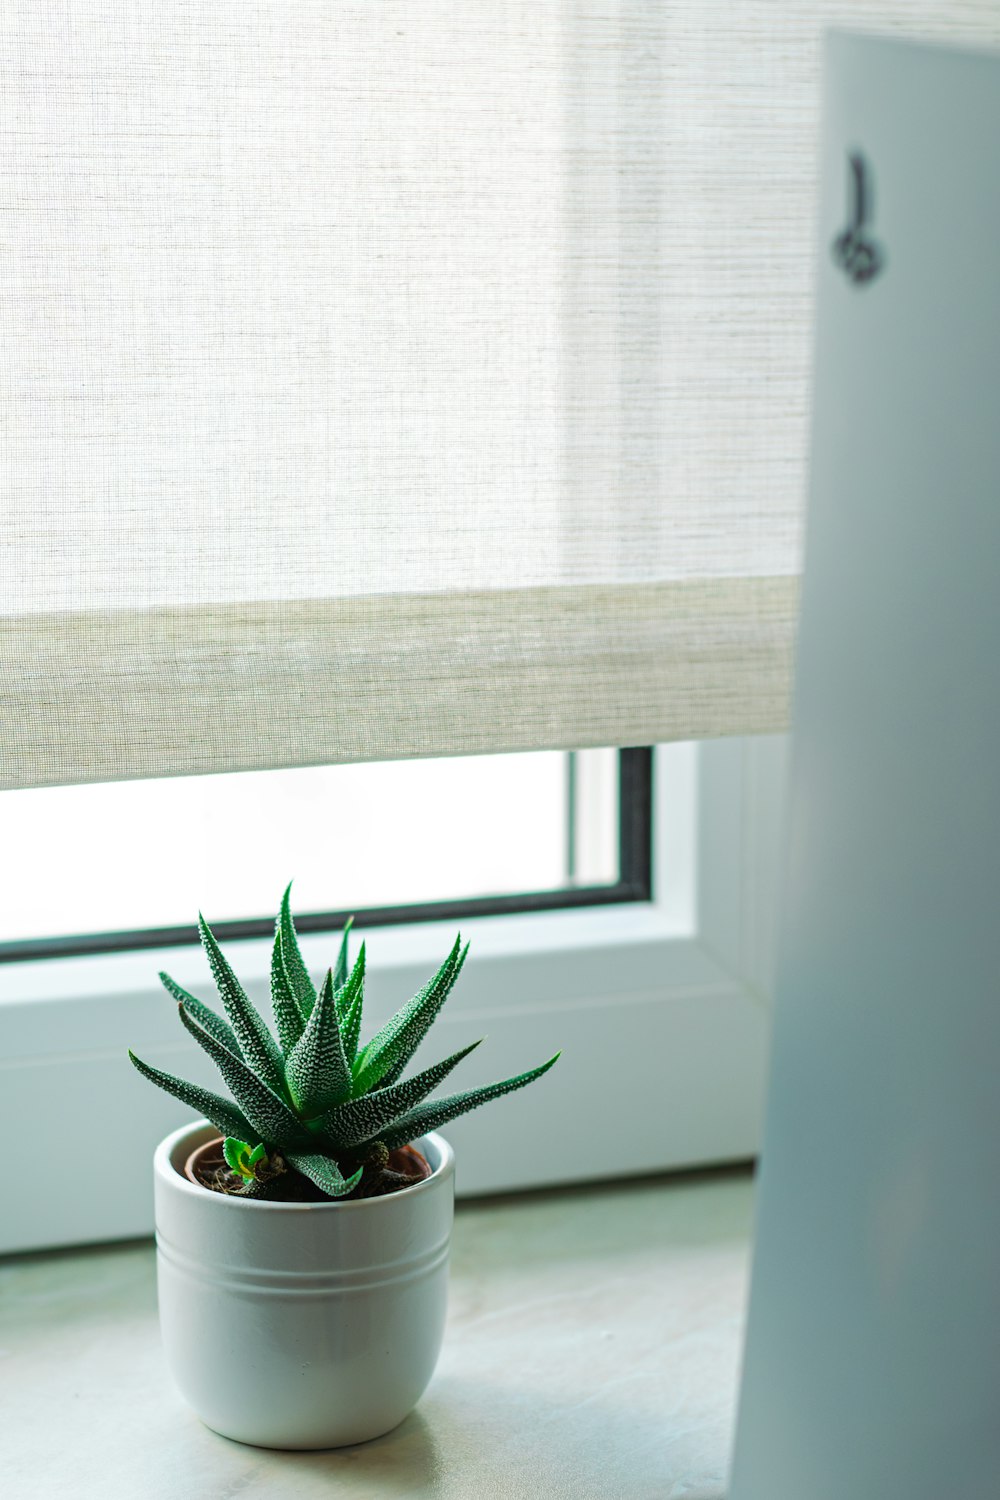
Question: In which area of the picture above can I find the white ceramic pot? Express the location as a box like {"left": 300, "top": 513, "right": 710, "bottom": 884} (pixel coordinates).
{"left": 153, "top": 1120, "right": 455, "bottom": 1449}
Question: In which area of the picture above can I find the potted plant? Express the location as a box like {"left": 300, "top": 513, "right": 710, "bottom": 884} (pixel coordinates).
{"left": 130, "top": 886, "right": 558, "bottom": 1450}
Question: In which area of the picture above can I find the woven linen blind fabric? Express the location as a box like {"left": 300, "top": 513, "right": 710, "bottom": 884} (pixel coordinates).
{"left": 2, "top": 4, "right": 997, "bottom": 789}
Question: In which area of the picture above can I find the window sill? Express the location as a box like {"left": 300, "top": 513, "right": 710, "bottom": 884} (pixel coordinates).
{"left": 0, "top": 1165, "right": 752, "bottom": 1499}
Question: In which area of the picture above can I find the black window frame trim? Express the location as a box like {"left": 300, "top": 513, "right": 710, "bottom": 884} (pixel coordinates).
{"left": 0, "top": 748, "right": 653, "bottom": 964}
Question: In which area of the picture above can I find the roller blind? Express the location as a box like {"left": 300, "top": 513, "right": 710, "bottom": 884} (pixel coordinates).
{"left": 2, "top": 3, "right": 996, "bottom": 790}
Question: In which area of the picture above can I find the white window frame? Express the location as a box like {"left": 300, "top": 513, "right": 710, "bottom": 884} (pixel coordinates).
{"left": 0, "top": 736, "right": 787, "bottom": 1255}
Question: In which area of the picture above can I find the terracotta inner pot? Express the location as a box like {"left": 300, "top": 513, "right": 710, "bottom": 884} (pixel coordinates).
{"left": 182, "top": 1136, "right": 432, "bottom": 1202}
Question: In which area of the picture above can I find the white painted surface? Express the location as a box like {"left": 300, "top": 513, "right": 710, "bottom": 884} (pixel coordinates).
{"left": 731, "top": 32, "right": 1000, "bottom": 1500}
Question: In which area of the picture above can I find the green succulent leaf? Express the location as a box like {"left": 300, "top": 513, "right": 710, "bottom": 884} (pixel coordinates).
{"left": 352, "top": 936, "right": 467, "bottom": 1097}
{"left": 223, "top": 1137, "right": 252, "bottom": 1177}
{"left": 284, "top": 967, "right": 353, "bottom": 1118}
{"left": 177, "top": 1002, "right": 309, "bottom": 1147}
{"left": 127, "top": 1049, "right": 254, "bottom": 1141}
{"left": 159, "top": 971, "right": 241, "bottom": 1056}
{"left": 197, "top": 914, "right": 286, "bottom": 1097}
{"left": 339, "top": 943, "right": 366, "bottom": 1064}
{"left": 279, "top": 882, "right": 317, "bottom": 1022}
{"left": 322, "top": 1038, "right": 483, "bottom": 1151}
{"left": 270, "top": 926, "right": 304, "bottom": 1056}
{"left": 284, "top": 1151, "right": 364, "bottom": 1199}
{"left": 358, "top": 1052, "right": 561, "bottom": 1155}
{"left": 237, "top": 1175, "right": 280, "bottom": 1201}
{"left": 333, "top": 917, "right": 354, "bottom": 997}
{"left": 223, "top": 1137, "right": 269, "bottom": 1181}
{"left": 223, "top": 1137, "right": 246, "bottom": 1173}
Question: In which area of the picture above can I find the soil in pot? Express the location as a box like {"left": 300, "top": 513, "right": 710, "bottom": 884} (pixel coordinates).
{"left": 183, "top": 1137, "right": 432, "bottom": 1202}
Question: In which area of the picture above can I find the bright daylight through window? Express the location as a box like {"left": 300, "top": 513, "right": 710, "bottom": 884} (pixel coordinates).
{"left": 0, "top": 748, "right": 651, "bottom": 959}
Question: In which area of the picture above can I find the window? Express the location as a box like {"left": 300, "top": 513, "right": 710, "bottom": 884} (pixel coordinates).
{"left": 0, "top": 737, "right": 785, "bottom": 1255}
{"left": 0, "top": 748, "right": 651, "bottom": 960}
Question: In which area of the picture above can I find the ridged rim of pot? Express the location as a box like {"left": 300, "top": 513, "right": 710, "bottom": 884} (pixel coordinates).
{"left": 154, "top": 1119, "right": 454, "bottom": 1214}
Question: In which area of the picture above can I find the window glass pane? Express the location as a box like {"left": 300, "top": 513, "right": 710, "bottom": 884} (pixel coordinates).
{"left": 0, "top": 749, "right": 621, "bottom": 945}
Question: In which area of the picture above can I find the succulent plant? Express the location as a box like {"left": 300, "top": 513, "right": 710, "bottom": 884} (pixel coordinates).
{"left": 223, "top": 1139, "right": 272, "bottom": 1181}
{"left": 129, "top": 886, "right": 559, "bottom": 1199}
